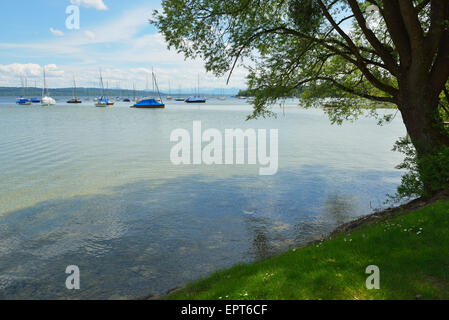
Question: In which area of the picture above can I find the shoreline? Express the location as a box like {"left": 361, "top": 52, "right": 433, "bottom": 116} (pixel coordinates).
{"left": 145, "top": 190, "right": 448, "bottom": 300}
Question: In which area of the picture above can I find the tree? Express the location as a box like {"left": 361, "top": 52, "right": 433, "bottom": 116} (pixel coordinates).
{"left": 153, "top": 0, "right": 449, "bottom": 196}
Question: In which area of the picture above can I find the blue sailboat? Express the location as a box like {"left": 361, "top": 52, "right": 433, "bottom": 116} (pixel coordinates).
{"left": 16, "top": 98, "right": 32, "bottom": 105}
{"left": 185, "top": 75, "right": 206, "bottom": 103}
{"left": 16, "top": 77, "right": 32, "bottom": 105}
{"left": 131, "top": 70, "right": 165, "bottom": 108}
{"left": 30, "top": 80, "right": 41, "bottom": 103}
{"left": 95, "top": 70, "right": 111, "bottom": 107}
{"left": 185, "top": 96, "right": 206, "bottom": 103}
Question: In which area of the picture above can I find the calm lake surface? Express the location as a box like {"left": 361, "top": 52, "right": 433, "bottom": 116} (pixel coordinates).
{"left": 0, "top": 97, "right": 406, "bottom": 299}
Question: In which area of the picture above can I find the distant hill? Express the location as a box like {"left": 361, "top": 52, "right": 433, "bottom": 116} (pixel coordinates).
{"left": 0, "top": 87, "right": 158, "bottom": 97}
{"left": 0, "top": 86, "right": 242, "bottom": 97}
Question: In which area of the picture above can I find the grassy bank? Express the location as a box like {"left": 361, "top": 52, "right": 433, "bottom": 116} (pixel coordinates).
{"left": 164, "top": 199, "right": 449, "bottom": 300}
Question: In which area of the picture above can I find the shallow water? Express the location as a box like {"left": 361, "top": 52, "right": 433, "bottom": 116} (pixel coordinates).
{"left": 0, "top": 97, "right": 405, "bottom": 299}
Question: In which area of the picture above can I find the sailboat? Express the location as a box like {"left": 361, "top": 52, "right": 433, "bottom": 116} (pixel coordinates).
{"left": 217, "top": 87, "right": 226, "bottom": 100}
{"left": 132, "top": 83, "right": 138, "bottom": 102}
{"left": 123, "top": 84, "right": 131, "bottom": 102}
{"left": 41, "top": 67, "right": 56, "bottom": 106}
{"left": 31, "top": 80, "right": 41, "bottom": 103}
{"left": 16, "top": 76, "right": 32, "bottom": 105}
{"left": 185, "top": 75, "right": 206, "bottom": 103}
{"left": 85, "top": 85, "right": 91, "bottom": 101}
{"left": 131, "top": 69, "right": 165, "bottom": 108}
{"left": 95, "top": 69, "right": 111, "bottom": 107}
{"left": 175, "top": 84, "right": 184, "bottom": 101}
{"left": 105, "top": 81, "right": 115, "bottom": 105}
{"left": 166, "top": 80, "right": 173, "bottom": 100}
{"left": 67, "top": 76, "right": 82, "bottom": 103}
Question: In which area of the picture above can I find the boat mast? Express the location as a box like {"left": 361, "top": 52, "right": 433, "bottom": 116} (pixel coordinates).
{"left": 133, "top": 82, "right": 136, "bottom": 100}
{"left": 42, "top": 67, "right": 46, "bottom": 98}
{"left": 99, "top": 69, "right": 105, "bottom": 99}
{"left": 153, "top": 70, "right": 163, "bottom": 104}
{"left": 151, "top": 68, "right": 154, "bottom": 99}
{"left": 146, "top": 72, "right": 150, "bottom": 98}
{"left": 73, "top": 75, "right": 77, "bottom": 99}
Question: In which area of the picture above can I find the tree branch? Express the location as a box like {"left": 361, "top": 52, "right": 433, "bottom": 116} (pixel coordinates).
{"left": 317, "top": 0, "right": 397, "bottom": 96}
{"left": 346, "top": 0, "right": 399, "bottom": 75}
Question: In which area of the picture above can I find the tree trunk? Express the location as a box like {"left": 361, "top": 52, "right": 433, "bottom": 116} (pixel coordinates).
{"left": 397, "top": 83, "right": 449, "bottom": 195}
{"left": 398, "top": 84, "right": 449, "bottom": 157}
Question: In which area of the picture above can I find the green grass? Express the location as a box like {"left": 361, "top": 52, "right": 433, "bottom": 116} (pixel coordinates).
{"left": 165, "top": 200, "right": 449, "bottom": 300}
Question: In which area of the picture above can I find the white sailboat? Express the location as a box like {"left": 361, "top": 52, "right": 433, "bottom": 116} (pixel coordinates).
{"left": 41, "top": 67, "right": 56, "bottom": 106}
{"left": 166, "top": 80, "right": 173, "bottom": 100}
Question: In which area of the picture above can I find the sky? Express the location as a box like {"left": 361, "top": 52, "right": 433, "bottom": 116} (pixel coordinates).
{"left": 0, "top": 0, "right": 247, "bottom": 92}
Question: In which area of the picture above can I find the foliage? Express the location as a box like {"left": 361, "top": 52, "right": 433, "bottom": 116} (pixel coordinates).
{"left": 388, "top": 137, "right": 423, "bottom": 202}
{"left": 153, "top": 1, "right": 448, "bottom": 118}
{"left": 153, "top": 1, "right": 449, "bottom": 197}
{"left": 164, "top": 199, "right": 449, "bottom": 300}
{"left": 389, "top": 137, "right": 449, "bottom": 202}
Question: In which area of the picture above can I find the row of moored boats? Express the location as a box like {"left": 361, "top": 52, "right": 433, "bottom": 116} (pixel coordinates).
{"left": 16, "top": 69, "right": 211, "bottom": 109}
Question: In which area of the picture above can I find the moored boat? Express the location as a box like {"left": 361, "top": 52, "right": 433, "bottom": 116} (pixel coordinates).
{"left": 131, "top": 98, "right": 165, "bottom": 108}
{"left": 95, "top": 97, "right": 109, "bottom": 107}
{"left": 42, "top": 96, "right": 56, "bottom": 106}
{"left": 131, "top": 69, "right": 165, "bottom": 108}
{"left": 41, "top": 67, "right": 56, "bottom": 106}
{"left": 166, "top": 80, "right": 173, "bottom": 100}
{"left": 185, "top": 96, "right": 206, "bottom": 103}
{"left": 16, "top": 98, "right": 32, "bottom": 105}
{"left": 185, "top": 75, "right": 206, "bottom": 103}
{"left": 67, "top": 76, "right": 82, "bottom": 103}
{"left": 16, "top": 76, "right": 32, "bottom": 105}
{"left": 67, "top": 98, "right": 82, "bottom": 103}
{"left": 95, "top": 69, "right": 112, "bottom": 107}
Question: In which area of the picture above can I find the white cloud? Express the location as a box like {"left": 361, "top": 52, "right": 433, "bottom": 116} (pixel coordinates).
{"left": 0, "top": 63, "right": 65, "bottom": 87}
{"left": 49, "top": 28, "right": 64, "bottom": 37}
{"left": 0, "top": 5, "right": 247, "bottom": 90}
{"left": 84, "top": 30, "right": 96, "bottom": 40}
{"left": 70, "top": 0, "right": 108, "bottom": 10}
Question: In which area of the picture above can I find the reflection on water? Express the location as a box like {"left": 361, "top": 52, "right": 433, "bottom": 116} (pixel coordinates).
{"left": 324, "top": 194, "right": 356, "bottom": 226}
{"left": 0, "top": 99, "right": 405, "bottom": 299}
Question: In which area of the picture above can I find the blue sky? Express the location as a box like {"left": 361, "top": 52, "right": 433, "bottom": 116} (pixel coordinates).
{"left": 0, "top": 0, "right": 246, "bottom": 91}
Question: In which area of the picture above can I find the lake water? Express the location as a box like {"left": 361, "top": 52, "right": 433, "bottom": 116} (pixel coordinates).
{"left": 0, "top": 97, "right": 406, "bottom": 299}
